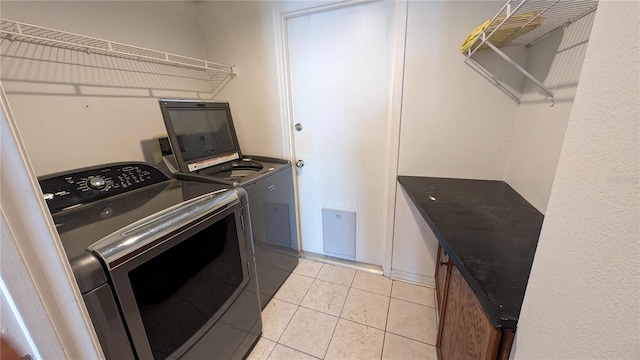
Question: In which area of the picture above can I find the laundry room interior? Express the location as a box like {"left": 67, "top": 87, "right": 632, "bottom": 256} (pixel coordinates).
{"left": 1, "top": 1, "right": 637, "bottom": 360}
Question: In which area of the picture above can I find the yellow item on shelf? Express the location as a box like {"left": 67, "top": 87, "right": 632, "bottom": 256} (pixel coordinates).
{"left": 461, "top": 11, "right": 543, "bottom": 54}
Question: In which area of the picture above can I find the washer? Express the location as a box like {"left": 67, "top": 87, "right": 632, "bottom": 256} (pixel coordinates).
{"left": 158, "top": 99, "right": 300, "bottom": 308}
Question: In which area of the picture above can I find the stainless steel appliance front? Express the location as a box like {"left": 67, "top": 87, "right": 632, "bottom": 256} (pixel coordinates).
{"left": 39, "top": 163, "right": 262, "bottom": 359}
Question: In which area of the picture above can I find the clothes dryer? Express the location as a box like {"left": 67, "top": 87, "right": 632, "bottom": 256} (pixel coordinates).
{"left": 39, "top": 162, "right": 262, "bottom": 359}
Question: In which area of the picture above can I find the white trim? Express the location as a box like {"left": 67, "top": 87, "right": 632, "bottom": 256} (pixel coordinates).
{"left": 273, "top": 0, "right": 407, "bottom": 270}
{"left": 382, "top": 0, "right": 408, "bottom": 277}
{"left": 277, "top": 0, "right": 381, "bottom": 19}
{"left": 390, "top": 269, "right": 436, "bottom": 288}
{"left": 0, "top": 216, "right": 45, "bottom": 359}
{"left": 0, "top": 82, "right": 104, "bottom": 359}
{"left": 300, "top": 251, "right": 383, "bottom": 275}
{"left": 271, "top": 2, "right": 300, "bottom": 249}
{"left": 271, "top": 4, "right": 293, "bottom": 161}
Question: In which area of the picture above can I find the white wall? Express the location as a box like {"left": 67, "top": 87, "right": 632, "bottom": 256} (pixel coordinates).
{"left": 513, "top": 1, "right": 639, "bottom": 358}
{"left": 392, "top": 1, "right": 522, "bottom": 283}
{"left": 1, "top": 86, "right": 103, "bottom": 359}
{"left": 392, "top": 1, "right": 596, "bottom": 285}
{"left": 195, "top": 1, "right": 286, "bottom": 158}
{"left": 391, "top": 186, "right": 440, "bottom": 286}
{"left": 505, "top": 12, "right": 595, "bottom": 213}
{"left": 195, "top": 1, "right": 333, "bottom": 159}
{"left": 397, "top": 1, "right": 520, "bottom": 180}
{"left": 0, "top": 1, "right": 210, "bottom": 176}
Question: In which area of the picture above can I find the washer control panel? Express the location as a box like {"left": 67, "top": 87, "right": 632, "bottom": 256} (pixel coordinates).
{"left": 38, "top": 162, "right": 170, "bottom": 213}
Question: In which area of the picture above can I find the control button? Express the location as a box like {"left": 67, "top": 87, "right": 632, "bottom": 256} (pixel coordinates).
{"left": 88, "top": 177, "right": 106, "bottom": 189}
{"left": 43, "top": 193, "right": 54, "bottom": 200}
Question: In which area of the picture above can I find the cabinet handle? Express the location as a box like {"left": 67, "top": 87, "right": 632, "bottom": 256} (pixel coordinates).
{"left": 439, "top": 261, "right": 448, "bottom": 267}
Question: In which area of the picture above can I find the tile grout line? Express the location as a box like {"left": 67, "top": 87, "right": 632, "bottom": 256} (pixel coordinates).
{"left": 385, "top": 290, "right": 439, "bottom": 346}
{"left": 321, "top": 309, "right": 340, "bottom": 359}
{"left": 275, "top": 343, "right": 320, "bottom": 360}
{"left": 264, "top": 339, "right": 276, "bottom": 360}
{"left": 323, "top": 276, "right": 380, "bottom": 360}
{"left": 272, "top": 304, "right": 306, "bottom": 356}
{"left": 299, "top": 278, "right": 350, "bottom": 318}
{"left": 276, "top": 262, "right": 333, "bottom": 359}
{"left": 390, "top": 280, "right": 438, "bottom": 307}
{"left": 336, "top": 286, "right": 351, "bottom": 324}
{"left": 381, "top": 285, "right": 393, "bottom": 360}
{"left": 271, "top": 264, "right": 318, "bottom": 348}
{"left": 322, "top": 276, "right": 355, "bottom": 360}
{"left": 273, "top": 303, "right": 298, "bottom": 344}
{"left": 316, "top": 263, "right": 357, "bottom": 288}
{"left": 390, "top": 295, "right": 438, "bottom": 310}
{"left": 273, "top": 259, "right": 438, "bottom": 358}
{"left": 384, "top": 330, "right": 439, "bottom": 348}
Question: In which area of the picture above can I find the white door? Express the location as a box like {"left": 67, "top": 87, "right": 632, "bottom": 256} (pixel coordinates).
{"left": 287, "top": 1, "right": 395, "bottom": 265}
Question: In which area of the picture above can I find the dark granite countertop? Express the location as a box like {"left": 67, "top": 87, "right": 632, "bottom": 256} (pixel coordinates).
{"left": 398, "top": 176, "right": 544, "bottom": 329}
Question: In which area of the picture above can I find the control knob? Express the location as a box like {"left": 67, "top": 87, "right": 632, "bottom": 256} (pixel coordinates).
{"left": 88, "top": 176, "right": 107, "bottom": 190}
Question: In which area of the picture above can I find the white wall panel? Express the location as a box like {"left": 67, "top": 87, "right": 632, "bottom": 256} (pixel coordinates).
{"left": 398, "top": 0, "right": 520, "bottom": 180}
{"left": 0, "top": 1, "right": 207, "bottom": 175}
{"left": 195, "top": 1, "right": 286, "bottom": 158}
{"left": 513, "top": 1, "right": 639, "bottom": 357}
{"left": 391, "top": 1, "right": 521, "bottom": 282}
{"left": 391, "top": 186, "right": 438, "bottom": 286}
{"left": 505, "top": 12, "right": 596, "bottom": 213}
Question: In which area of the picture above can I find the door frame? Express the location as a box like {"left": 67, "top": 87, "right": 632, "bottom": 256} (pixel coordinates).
{"left": 0, "top": 83, "right": 104, "bottom": 359}
{"left": 272, "top": 0, "right": 408, "bottom": 275}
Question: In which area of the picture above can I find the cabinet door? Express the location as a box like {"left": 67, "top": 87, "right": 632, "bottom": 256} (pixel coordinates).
{"left": 438, "top": 265, "right": 501, "bottom": 360}
{"left": 435, "top": 245, "right": 450, "bottom": 311}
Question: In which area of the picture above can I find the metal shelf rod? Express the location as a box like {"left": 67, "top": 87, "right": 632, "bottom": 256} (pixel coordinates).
{"left": 484, "top": 40, "right": 555, "bottom": 105}
{"left": 464, "top": 57, "right": 521, "bottom": 104}
{"left": 0, "top": 18, "right": 235, "bottom": 75}
{"left": 527, "top": 5, "right": 597, "bottom": 46}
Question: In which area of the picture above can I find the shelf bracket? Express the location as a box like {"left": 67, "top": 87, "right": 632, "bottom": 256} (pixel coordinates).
{"left": 464, "top": 57, "right": 521, "bottom": 104}
{"left": 484, "top": 40, "right": 555, "bottom": 106}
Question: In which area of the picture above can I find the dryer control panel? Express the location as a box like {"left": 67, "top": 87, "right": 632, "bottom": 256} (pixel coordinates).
{"left": 38, "top": 162, "right": 170, "bottom": 213}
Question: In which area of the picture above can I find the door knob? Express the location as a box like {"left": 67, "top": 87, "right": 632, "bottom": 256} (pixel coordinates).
{"left": 296, "top": 160, "right": 305, "bottom": 168}
{"left": 295, "top": 123, "right": 303, "bottom": 131}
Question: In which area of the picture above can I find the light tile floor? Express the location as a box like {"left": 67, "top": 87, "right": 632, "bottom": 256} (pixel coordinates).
{"left": 248, "top": 258, "right": 438, "bottom": 360}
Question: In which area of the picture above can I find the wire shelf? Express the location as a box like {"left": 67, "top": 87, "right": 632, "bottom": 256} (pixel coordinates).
{"left": 463, "top": 0, "right": 598, "bottom": 105}
{"left": 0, "top": 18, "right": 236, "bottom": 96}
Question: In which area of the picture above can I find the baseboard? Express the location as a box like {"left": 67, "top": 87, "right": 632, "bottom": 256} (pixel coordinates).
{"left": 300, "top": 251, "right": 383, "bottom": 275}
{"left": 390, "top": 269, "right": 436, "bottom": 288}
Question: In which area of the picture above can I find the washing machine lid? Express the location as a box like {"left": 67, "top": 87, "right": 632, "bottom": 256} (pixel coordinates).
{"left": 158, "top": 99, "right": 243, "bottom": 173}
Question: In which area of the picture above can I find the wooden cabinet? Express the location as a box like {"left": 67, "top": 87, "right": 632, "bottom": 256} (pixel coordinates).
{"left": 437, "top": 264, "right": 500, "bottom": 360}
{"left": 435, "top": 245, "right": 450, "bottom": 314}
{"left": 400, "top": 176, "right": 536, "bottom": 360}
{"left": 435, "top": 245, "right": 512, "bottom": 360}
